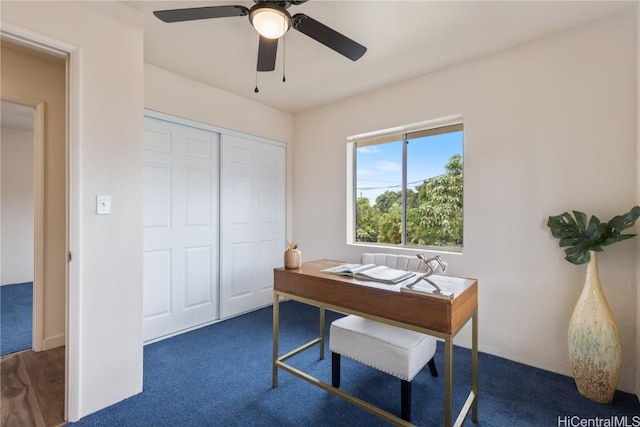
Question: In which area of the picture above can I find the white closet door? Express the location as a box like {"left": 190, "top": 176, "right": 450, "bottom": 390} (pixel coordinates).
{"left": 220, "top": 134, "right": 285, "bottom": 319}
{"left": 143, "top": 117, "right": 219, "bottom": 341}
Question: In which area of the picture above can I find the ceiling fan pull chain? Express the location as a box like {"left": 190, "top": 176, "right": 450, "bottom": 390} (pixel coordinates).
{"left": 254, "top": 62, "right": 260, "bottom": 93}
{"left": 255, "top": 35, "right": 260, "bottom": 93}
{"left": 282, "top": 32, "right": 286, "bottom": 83}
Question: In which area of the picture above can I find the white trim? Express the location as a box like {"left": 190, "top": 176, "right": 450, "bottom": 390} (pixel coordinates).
{"left": 143, "top": 319, "right": 222, "bottom": 346}
{"left": 144, "top": 109, "right": 286, "bottom": 149}
{"left": 346, "top": 140, "right": 356, "bottom": 245}
{"left": 66, "top": 46, "right": 82, "bottom": 422}
{"left": 142, "top": 302, "right": 274, "bottom": 346}
{"left": 43, "top": 333, "right": 66, "bottom": 351}
{"left": 34, "top": 102, "right": 45, "bottom": 353}
{"left": 348, "top": 241, "right": 463, "bottom": 256}
{"left": 1, "top": 22, "right": 72, "bottom": 58}
{"left": 347, "top": 114, "right": 464, "bottom": 142}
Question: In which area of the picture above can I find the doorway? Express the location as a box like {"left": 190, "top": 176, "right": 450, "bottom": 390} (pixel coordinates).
{"left": 0, "top": 40, "right": 67, "bottom": 426}
{"left": 1, "top": 100, "right": 36, "bottom": 355}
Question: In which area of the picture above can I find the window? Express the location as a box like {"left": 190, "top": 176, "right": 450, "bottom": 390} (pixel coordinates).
{"left": 348, "top": 118, "right": 463, "bottom": 251}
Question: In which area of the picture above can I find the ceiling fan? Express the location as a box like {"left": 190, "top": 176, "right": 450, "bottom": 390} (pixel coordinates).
{"left": 153, "top": 1, "right": 367, "bottom": 72}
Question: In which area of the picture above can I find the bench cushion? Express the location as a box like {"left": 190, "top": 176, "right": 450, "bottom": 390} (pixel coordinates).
{"left": 360, "top": 253, "right": 427, "bottom": 273}
{"left": 330, "top": 315, "right": 436, "bottom": 382}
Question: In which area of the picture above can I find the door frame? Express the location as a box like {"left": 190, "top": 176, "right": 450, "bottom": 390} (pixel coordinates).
{"left": 0, "top": 94, "right": 45, "bottom": 352}
{"left": 1, "top": 22, "right": 80, "bottom": 421}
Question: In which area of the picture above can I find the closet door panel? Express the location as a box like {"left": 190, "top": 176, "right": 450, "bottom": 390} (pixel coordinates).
{"left": 143, "top": 117, "right": 219, "bottom": 342}
{"left": 220, "top": 134, "right": 285, "bottom": 318}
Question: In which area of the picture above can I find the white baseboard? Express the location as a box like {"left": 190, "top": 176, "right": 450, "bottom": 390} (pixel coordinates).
{"left": 43, "top": 333, "right": 65, "bottom": 351}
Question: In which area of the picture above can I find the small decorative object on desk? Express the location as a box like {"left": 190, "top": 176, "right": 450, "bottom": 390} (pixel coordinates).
{"left": 401, "top": 254, "right": 453, "bottom": 299}
{"left": 284, "top": 241, "right": 301, "bottom": 269}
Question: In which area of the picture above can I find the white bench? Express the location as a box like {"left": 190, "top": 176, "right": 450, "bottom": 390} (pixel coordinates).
{"left": 329, "top": 253, "right": 439, "bottom": 422}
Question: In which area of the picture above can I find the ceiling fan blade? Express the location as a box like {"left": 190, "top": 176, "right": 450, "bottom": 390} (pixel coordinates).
{"left": 257, "top": 36, "right": 278, "bottom": 72}
{"left": 292, "top": 13, "right": 366, "bottom": 61}
{"left": 154, "top": 5, "right": 249, "bottom": 23}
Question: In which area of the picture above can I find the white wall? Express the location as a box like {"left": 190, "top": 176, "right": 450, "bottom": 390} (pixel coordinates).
{"left": 1, "top": 127, "right": 34, "bottom": 285}
{"left": 293, "top": 11, "right": 638, "bottom": 393}
{"left": 2, "top": 1, "right": 144, "bottom": 420}
{"left": 145, "top": 64, "right": 293, "bottom": 144}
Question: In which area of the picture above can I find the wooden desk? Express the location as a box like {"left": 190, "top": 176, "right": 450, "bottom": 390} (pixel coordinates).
{"left": 272, "top": 259, "right": 478, "bottom": 427}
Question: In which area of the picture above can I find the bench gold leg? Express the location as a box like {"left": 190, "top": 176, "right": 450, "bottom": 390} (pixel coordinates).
{"left": 444, "top": 337, "right": 453, "bottom": 426}
{"left": 319, "top": 307, "right": 325, "bottom": 360}
{"left": 472, "top": 310, "right": 479, "bottom": 422}
{"left": 272, "top": 293, "right": 279, "bottom": 388}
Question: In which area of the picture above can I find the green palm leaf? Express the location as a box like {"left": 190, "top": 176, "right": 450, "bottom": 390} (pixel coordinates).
{"left": 546, "top": 206, "right": 640, "bottom": 265}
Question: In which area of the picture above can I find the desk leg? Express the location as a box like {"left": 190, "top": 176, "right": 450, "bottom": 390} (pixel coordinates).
{"left": 472, "top": 310, "right": 478, "bottom": 422}
{"left": 272, "top": 292, "right": 279, "bottom": 388}
{"left": 444, "top": 336, "right": 453, "bottom": 427}
{"left": 319, "top": 307, "right": 325, "bottom": 360}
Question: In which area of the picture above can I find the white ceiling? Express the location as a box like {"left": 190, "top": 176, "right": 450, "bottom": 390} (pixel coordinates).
{"left": 128, "top": 1, "right": 637, "bottom": 113}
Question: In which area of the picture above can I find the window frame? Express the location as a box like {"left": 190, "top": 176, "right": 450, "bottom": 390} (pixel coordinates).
{"left": 346, "top": 115, "right": 464, "bottom": 253}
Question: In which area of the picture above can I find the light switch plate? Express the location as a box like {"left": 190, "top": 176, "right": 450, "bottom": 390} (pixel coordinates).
{"left": 96, "top": 195, "right": 111, "bottom": 215}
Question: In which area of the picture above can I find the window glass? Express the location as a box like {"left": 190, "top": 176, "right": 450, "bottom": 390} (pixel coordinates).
{"left": 406, "top": 129, "right": 463, "bottom": 247}
{"left": 356, "top": 139, "right": 402, "bottom": 244}
{"left": 354, "top": 123, "right": 463, "bottom": 250}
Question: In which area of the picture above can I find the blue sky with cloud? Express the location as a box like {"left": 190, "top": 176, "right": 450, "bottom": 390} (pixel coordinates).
{"left": 356, "top": 131, "right": 463, "bottom": 204}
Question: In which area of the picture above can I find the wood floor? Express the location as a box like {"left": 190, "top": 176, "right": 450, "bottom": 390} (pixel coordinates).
{"left": 1, "top": 347, "right": 65, "bottom": 427}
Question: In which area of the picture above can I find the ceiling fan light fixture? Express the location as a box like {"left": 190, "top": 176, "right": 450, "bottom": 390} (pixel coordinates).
{"left": 249, "top": 5, "right": 291, "bottom": 39}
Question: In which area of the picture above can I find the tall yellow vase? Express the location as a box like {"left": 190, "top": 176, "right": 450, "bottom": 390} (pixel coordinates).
{"left": 568, "top": 251, "right": 621, "bottom": 403}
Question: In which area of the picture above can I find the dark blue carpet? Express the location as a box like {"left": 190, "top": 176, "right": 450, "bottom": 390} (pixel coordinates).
{"left": 0, "top": 282, "right": 32, "bottom": 356}
{"left": 71, "top": 301, "right": 639, "bottom": 426}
